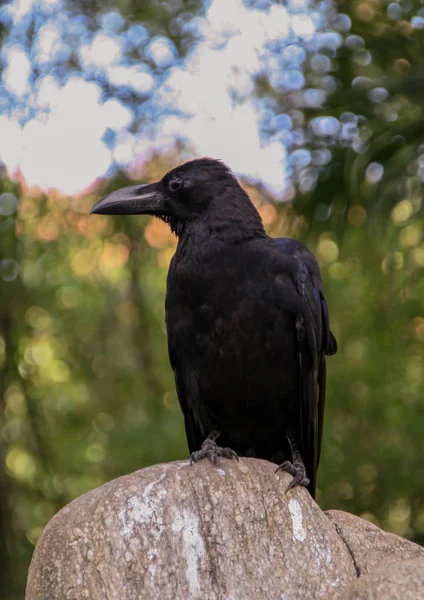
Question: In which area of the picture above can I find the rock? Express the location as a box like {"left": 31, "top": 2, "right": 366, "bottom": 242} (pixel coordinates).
{"left": 25, "top": 459, "right": 424, "bottom": 600}
{"left": 345, "top": 558, "right": 424, "bottom": 599}
{"left": 26, "top": 458, "right": 356, "bottom": 600}
{"left": 326, "top": 509, "right": 424, "bottom": 577}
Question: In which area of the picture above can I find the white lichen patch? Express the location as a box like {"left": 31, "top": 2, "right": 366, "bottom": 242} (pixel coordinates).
{"left": 288, "top": 498, "right": 307, "bottom": 543}
{"left": 174, "top": 461, "right": 191, "bottom": 480}
{"left": 171, "top": 507, "right": 206, "bottom": 598}
{"left": 310, "top": 535, "right": 335, "bottom": 573}
{"left": 117, "top": 473, "right": 167, "bottom": 540}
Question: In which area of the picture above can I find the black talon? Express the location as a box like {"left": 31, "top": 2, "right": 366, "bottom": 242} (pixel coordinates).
{"left": 190, "top": 431, "right": 239, "bottom": 466}
{"left": 275, "top": 461, "right": 297, "bottom": 477}
{"left": 276, "top": 460, "right": 310, "bottom": 493}
{"left": 275, "top": 433, "right": 310, "bottom": 493}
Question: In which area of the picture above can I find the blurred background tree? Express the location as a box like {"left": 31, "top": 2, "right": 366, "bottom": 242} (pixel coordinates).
{"left": 1, "top": 0, "right": 424, "bottom": 597}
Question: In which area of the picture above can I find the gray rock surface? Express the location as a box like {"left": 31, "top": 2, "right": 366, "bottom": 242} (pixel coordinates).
{"left": 326, "top": 509, "right": 424, "bottom": 578}
{"left": 345, "top": 558, "right": 424, "bottom": 599}
{"left": 25, "top": 459, "right": 424, "bottom": 600}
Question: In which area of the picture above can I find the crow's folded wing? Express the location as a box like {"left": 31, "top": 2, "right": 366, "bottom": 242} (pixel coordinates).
{"left": 273, "top": 237, "right": 337, "bottom": 497}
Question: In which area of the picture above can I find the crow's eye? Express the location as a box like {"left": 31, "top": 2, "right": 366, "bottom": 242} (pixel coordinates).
{"left": 169, "top": 177, "right": 183, "bottom": 192}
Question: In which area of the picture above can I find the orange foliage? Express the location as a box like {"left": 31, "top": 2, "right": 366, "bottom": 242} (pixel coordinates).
{"left": 144, "top": 218, "right": 176, "bottom": 249}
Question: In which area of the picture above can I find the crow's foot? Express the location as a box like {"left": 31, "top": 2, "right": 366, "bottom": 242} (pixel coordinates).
{"left": 190, "top": 431, "right": 239, "bottom": 466}
{"left": 275, "top": 460, "right": 310, "bottom": 493}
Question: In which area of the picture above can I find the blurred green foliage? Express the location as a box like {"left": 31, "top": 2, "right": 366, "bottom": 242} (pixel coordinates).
{"left": 1, "top": 1, "right": 424, "bottom": 599}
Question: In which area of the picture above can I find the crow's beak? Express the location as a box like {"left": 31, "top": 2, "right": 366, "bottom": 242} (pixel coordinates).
{"left": 90, "top": 182, "right": 166, "bottom": 215}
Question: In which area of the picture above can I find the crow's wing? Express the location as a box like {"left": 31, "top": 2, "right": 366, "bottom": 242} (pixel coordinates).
{"left": 273, "top": 237, "right": 337, "bottom": 497}
{"left": 274, "top": 237, "right": 337, "bottom": 356}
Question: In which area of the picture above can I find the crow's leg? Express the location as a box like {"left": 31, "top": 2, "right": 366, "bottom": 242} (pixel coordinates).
{"left": 275, "top": 434, "right": 309, "bottom": 492}
{"left": 190, "top": 430, "right": 239, "bottom": 466}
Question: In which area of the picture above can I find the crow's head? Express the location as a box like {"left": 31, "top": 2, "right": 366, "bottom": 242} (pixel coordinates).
{"left": 91, "top": 158, "right": 264, "bottom": 237}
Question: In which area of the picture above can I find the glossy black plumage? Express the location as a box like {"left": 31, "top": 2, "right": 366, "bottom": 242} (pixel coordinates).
{"left": 91, "top": 158, "right": 337, "bottom": 498}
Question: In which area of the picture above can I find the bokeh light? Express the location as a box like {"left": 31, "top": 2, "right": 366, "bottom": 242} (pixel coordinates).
{"left": 0, "top": 0, "right": 353, "bottom": 196}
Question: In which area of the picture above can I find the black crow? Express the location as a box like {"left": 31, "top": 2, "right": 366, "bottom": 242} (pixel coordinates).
{"left": 91, "top": 158, "right": 337, "bottom": 498}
